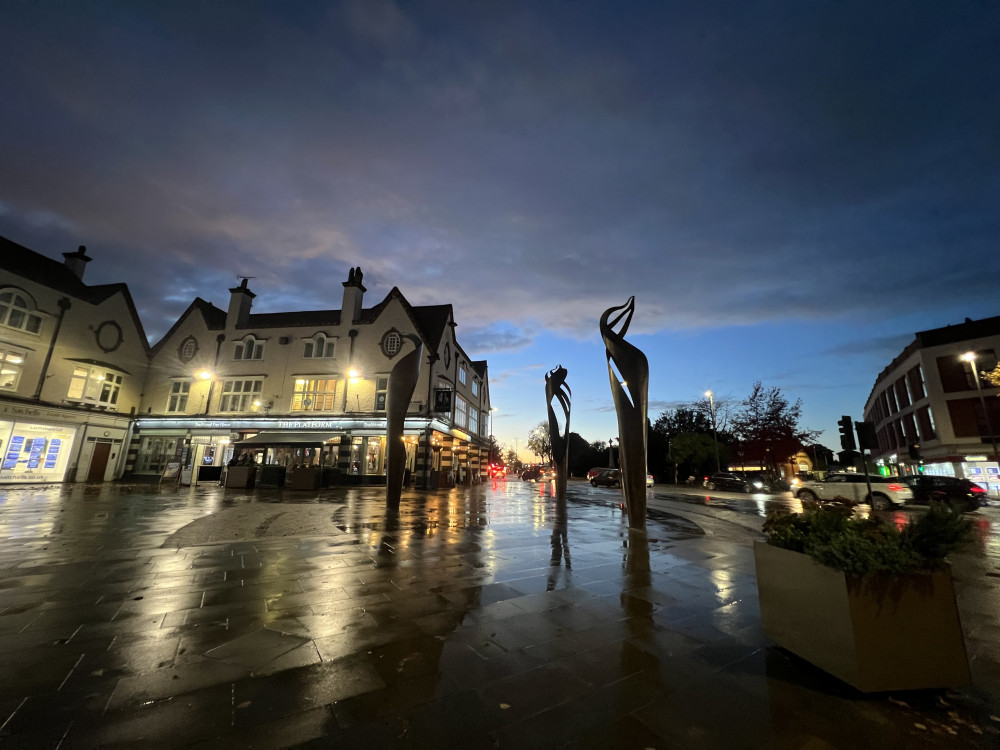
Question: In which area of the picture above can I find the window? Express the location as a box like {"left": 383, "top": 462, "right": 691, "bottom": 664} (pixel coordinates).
{"left": 468, "top": 407, "right": 478, "bottom": 436}
{"left": 0, "top": 347, "right": 25, "bottom": 390}
{"left": 0, "top": 290, "right": 42, "bottom": 334}
{"left": 179, "top": 337, "right": 198, "bottom": 363}
{"left": 303, "top": 335, "right": 335, "bottom": 358}
{"left": 459, "top": 365, "right": 467, "bottom": 385}
{"left": 291, "top": 378, "right": 338, "bottom": 412}
{"left": 234, "top": 336, "right": 263, "bottom": 360}
{"left": 455, "top": 394, "right": 468, "bottom": 427}
{"left": 167, "top": 381, "right": 191, "bottom": 412}
{"left": 380, "top": 330, "right": 402, "bottom": 358}
{"left": 67, "top": 366, "right": 124, "bottom": 406}
{"left": 375, "top": 377, "right": 388, "bottom": 411}
{"left": 894, "top": 377, "right": 910, "bottom": 409}
{"left": 219, "top": 379, "right": 263, "bottom": 412}
{"left": 472, "top": 379, "right": 479, "bottom": 396}
{"left": 907, "top": 365, "right": 926, "bottom": 401}
{"left": 918, "top": 406, "right": 936, "bottom": 441}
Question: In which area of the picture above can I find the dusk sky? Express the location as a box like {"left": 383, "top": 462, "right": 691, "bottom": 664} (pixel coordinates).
{"left": 2, "top": 1, "right": 997, "bottom": 458}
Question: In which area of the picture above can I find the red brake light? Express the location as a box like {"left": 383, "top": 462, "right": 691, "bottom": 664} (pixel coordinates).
{"left": 886, "top": 483, "right": 905, "bottom": 491}
{"left": 970, "top": 484, "right": 987, "bottom": 494}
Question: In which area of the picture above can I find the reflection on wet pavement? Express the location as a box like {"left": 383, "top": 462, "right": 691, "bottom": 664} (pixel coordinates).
{"left": 0, "top": 480, "right": 996, "bottom": 748}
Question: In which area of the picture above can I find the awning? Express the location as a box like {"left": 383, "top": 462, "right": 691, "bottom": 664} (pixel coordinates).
{"left": 235, "top": 431, "right": 340, "bottom": 446}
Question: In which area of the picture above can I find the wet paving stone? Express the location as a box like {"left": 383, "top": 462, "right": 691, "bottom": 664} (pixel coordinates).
{"left": 0, "top": 480, "right": 998, "bottom": 747}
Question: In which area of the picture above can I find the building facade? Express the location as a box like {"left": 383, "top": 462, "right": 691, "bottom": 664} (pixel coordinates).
{"left": 864, "top": 315, "right": 1000, "bottom": 493}
{"left": 128, "top": 268, "right": 491, "bottom": 488}
{"left": 0, "top": 237, "right": 149, "bottom": 483}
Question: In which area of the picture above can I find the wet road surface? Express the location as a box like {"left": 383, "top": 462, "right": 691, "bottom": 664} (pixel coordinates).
{"left": 0, "top": 479, "right": 998, "bottom": 748}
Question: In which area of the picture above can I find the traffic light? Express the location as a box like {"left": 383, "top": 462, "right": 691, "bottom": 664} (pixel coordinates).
{"left": 855, "top": 421, "right": 878, "bottom": 451}
{"left": 838, "top": 415, "right": 856, "bottom": 451}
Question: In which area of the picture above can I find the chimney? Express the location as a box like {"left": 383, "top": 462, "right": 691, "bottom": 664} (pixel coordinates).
{"left": 227, "top": 278, "right": 256, "bottom": 329}
{"left": 341, "top": 267, "right": 366, "bottom": 324}
{"left": 62, "top": 245, "right": 92, "bottom": 280}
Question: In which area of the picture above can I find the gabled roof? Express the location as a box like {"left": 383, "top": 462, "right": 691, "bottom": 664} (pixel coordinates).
{"left": 363, "top": 287, "right": 454, "bottom": 353}
{"left": 148, "top": 298, "right": 225, "bottom": 355}
{"left": 0, "top": 235, "right": 149, "bottom": 351}
{"left": 470, "top": 360, "right": 488, "bottom": 378}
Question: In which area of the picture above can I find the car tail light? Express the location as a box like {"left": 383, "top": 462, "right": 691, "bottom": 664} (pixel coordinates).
{"left": 970, "top": 484, "right": 987, "bottom": 494}
{"left": 886, "top": 483, "right": 905, "bottom": 492}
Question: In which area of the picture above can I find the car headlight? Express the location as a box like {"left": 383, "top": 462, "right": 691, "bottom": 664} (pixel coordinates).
{"left": 753, "top": 481, "right": 763, "bottom": 489}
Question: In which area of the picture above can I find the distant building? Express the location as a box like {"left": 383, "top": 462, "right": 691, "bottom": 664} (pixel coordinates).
{"left": 863, "top": 315, "right": 1000, "bottom": 491}
{"left": 0, "top": 237, "right": 149, "bottom": 483}
{"left": 130, "top": 268, "right": 491, "bottom": 488}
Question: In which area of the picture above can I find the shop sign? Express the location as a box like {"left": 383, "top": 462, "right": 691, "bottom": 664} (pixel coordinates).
{"left": 434, "top": 389, "right": 453, "bottom": 413}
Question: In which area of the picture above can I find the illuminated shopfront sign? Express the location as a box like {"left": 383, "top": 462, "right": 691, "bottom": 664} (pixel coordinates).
{"left": 0, "top": 421, "right": 77, "bottom": 483}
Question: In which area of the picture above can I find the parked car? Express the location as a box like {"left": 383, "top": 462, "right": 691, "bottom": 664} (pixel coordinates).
{"left": 591, "top": 468, "right": 621, "bottom": 487}
{"left": 586, "top": 467, "right": 605, "bottom": 481}
{"left": 899, "top": 475, "right": 986, "bottom": 511}
{"left": 704, "top": 472, "right": 756, "bottom": 493}
{"left": 794, "top": 473, "right": 913, "bottom": 510}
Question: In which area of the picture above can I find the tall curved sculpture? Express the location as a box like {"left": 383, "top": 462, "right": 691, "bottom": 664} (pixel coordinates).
{"left": 545, "top": 365, "right": 571, "bottom": 503}
{"left": 386, "top": 334, "right": 423, "bottom": 510}
{"left": 600, "top": 296, "right": 649, "bottom": 530}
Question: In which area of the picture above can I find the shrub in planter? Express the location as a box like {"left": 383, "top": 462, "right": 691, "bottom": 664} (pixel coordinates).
{"left": 755, "top": 503, "right": 973, "bottom": 692}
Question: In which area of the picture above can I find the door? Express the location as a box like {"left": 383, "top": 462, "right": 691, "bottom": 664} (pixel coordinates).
{"left": 87, "top": 441, "right": 112, "bottom": 483}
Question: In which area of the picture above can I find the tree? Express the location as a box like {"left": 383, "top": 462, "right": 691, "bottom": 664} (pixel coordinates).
{"left": 730, "top": 382, "right": 818, "bottom": 470}
{"left": 669, "top": 433, "right": 723, "bottom": 479}
{"left": 527, "top": 421, "right": 552, "bottom": 464}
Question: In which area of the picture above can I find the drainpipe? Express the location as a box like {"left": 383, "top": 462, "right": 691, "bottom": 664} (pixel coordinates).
{"left": 34, "top": 297, "right": 71, "bottom": 401}
{"left": 203, "top": 334, "right": 226, "bottom": 415}
{"left": 342, "top": 329, "right": 358, "bottom": 412}
{"left": 423, "top": 352, "right": 439, "bottom": 489}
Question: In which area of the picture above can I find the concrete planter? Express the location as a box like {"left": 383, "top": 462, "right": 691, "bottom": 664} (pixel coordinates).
{"left": 754, "top": 541, "right": 970, "bottom": 693}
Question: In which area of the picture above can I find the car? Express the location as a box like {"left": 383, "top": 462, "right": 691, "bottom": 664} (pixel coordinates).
{"left": 586, "top": 467, "right": 606, "bottom": 481}
{"left": 794, "top": 473, "right": 913, "bottom": 510}
{"left": 487, "top": 463, "right": 506, "bottom": 479}
{"left": 646, "top": 474, "right": 654, "bottom": 486}
{"left": 703, "top": 472, "right": 756, "bottom": 493}
{"left": 590, "top": 468, "right": 621, "bottom": 487}
{"left": 520, "top": 466, "right": 543, "bottom": 481}
{"left": 899, "top": 475, "right": 986, "bottom": 511}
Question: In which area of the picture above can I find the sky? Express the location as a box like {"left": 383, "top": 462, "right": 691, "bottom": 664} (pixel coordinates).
{"left": 1, "top": 1, "right": 998, "bottom": 460}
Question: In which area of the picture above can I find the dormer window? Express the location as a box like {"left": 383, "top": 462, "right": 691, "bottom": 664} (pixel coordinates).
{"left": 234, "top": 336, "right": 263, "bottom": 360}
{"left": 0, "top": 290, "right": 42, "bottom": 334}
{"left": 303, "top": 334, "right": 335, "bottom": 358}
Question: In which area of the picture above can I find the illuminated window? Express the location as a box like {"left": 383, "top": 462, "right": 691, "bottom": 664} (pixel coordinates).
{"left": 0, "top": 347, "right": 25, "bottom": 390}
{"left": 219, "top": 379, "right": 263, "bottom": 412}
{"left": 234, "top": 336, "right": 263, "bottom": 360}
{"left": 0, "top": 290, "right": 42, "bottom": 334}
{"left": 167, "top": 380, "right": 191, "bottom": 412}
{"left": 291, "top": 378, "right": 338, "bottom": 412}
{"left": 375, "top": 376, "right": 389, "bottom": 411}
{"left": 67, "top": 366, "right": 124, "bottom": 406}
{"left": 303, "top": 335, "right": 335, "bottom": 358}
{"left": 455, "top": 394, "right": 468, "bottom": 427}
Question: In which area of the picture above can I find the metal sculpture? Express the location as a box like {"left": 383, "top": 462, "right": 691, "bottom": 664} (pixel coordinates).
{"left": 545, "top": 365, "right": 572, "bottom": 581}
{"left": 545, "top": 365, "right": 572, "bottom": 503}
{"left": 600, "top": 296, "right": 649, "bottom": 530}
{"left": 385, "top": 334, "right": 423, "bottom": 510}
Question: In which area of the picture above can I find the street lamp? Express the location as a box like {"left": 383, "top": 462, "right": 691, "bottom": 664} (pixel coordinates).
{"left": 961, "top": 352, "right": 999, "bottom": 492}
{"left": 705, "top": 390, "right": 721, "bottom": 472}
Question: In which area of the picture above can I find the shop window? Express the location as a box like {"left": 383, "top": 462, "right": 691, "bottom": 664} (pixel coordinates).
{"left": 455, "top": 394, "right": 468, "bottom": 427}
{"left": 219, "top": 379, "right": 263, "bottom": 412}
{"left": 468, "top": 407, "right": 479, "bottom": 436}
{"left": 167, "top": 380, "right": 191, "bottom": 412}
{"left": 291, "top": 378, "right": 338, "bottom": 411}
{"left": 67, "top": 366, "right": 124, "bottom": 406}
{"left": 459, "top": 365, "right": 467, "bottom": 385}
{"left": 375, "top": 377, "right": 388, "bottom": 411}
{"left": 303, "top": 335, "right": 335, "bottom": 358}
{"left": 0, "top": 347, "right": 25, "bottom": 390}
{"left": 0, "top": 290, "right": 42, "bottom": 334}
{"left": 234, "top": 336, "right": 263, "bottom": 360}
{"left": 135, "top": 435, "right": 180, "bottom": 474}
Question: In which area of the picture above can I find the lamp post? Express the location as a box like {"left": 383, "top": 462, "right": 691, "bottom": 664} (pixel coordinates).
{"left": 961, "top": 352, "right": 999, "bottom": 493}
{"left": 705, "top": 390, "right": 721, "bottom": 472}
{"left": 489, "top": 407, "right": 497, "bottom": 464}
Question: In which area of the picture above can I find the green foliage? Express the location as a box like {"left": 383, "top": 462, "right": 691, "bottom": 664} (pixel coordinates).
{"left": 762, "top": 503, "right": 973, "bottom": 576}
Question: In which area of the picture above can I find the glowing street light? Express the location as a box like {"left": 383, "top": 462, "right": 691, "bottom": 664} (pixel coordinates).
{"left": 705, "top": 390, "right": 721, "bottom": 472}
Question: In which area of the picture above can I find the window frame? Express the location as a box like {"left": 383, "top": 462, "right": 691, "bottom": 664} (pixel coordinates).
{"left": 219, "top": 378, "right": 264, "bottom": 412}
{"left": 0, "top": 346, "right": 25, "bottom": 391}
{"left": 66, "top": 365, "right": 125, "bottom": 406}
{"left": 455, "top": 394, "right": 468, "bottom": 427}
{"left": 167, "top": 380, "right": 191, "bottom": 413}
{"left": 0, "top": 289, "right": 43, "bottom": 334}
{"left": 303, "top": 334, "right": 335, "bottom": 359}
{"left": 234, "top": 336, "right": 264, "bottom": 361}
{"left": 290, "top": 377, "right": 339, "bottom": 412}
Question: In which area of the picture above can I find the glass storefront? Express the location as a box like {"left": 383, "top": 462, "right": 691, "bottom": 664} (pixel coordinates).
{"left": 0, "top": 420, "right": 77, "bottom": 483}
